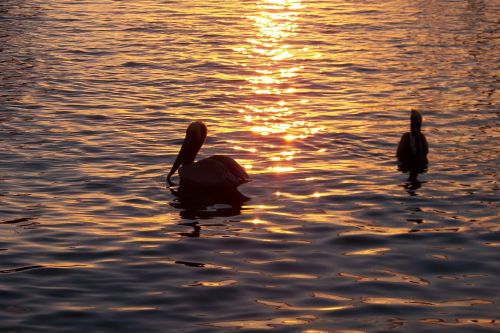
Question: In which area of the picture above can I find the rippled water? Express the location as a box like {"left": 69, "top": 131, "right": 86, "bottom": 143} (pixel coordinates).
{"left": 1, "top": 0, "right": 499, "bottom": 332}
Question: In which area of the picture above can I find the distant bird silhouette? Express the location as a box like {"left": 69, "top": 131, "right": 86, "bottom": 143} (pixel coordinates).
{"left": 397, "top": 110, "right": 429, "bottom": 171}
{"left": 167, "top": 121, "right": 250, "bottom": 189}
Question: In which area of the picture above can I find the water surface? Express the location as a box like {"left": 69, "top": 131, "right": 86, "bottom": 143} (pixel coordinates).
{"left": 1, "top": 0, "right": 499, "bottom": 332}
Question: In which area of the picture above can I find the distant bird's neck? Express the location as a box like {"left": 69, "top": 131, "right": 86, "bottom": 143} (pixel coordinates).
{"left": 410, "top": 132, "right": 422, "bottom": 157}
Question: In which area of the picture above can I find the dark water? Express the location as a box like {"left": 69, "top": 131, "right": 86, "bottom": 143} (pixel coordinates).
{"left": 1, "top": 0, "right": 499, "bottom": 332}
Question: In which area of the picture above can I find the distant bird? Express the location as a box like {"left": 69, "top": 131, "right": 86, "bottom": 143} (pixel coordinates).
{"left": 396, "top": 110, "right": 429, "bottom": 170}
{"left": 167, "top": 121, "right": 250, "bottom": 189}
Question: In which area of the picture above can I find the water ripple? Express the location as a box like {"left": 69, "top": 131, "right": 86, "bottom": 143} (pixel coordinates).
{"left": 1, "top": 0, "right": 499, "bottom": 332}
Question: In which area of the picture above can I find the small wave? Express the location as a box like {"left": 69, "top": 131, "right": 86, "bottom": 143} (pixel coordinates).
{"left": 0, "top": 265, "right": 44, "bottom": 274}
{"left": 0, "top": 217, "right": 34, "bottom": 224}
{"left": 121, "top": 61, "right": 164, "bottom": 69}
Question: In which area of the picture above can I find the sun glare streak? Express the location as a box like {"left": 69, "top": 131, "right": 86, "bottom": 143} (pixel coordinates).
{"left": 239, "top": 4, "right": 320, "bottom": 133}
{"left": 234, "top": 0, "right": 324, "bottom": 177}
{"left": 269, "top": 166, "right": 296, "bottom": 173}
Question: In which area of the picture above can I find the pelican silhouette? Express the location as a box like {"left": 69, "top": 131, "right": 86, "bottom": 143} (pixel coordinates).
{"left": 396, "top": 110, "right": 429, "bottom": 171}
{"left": 167, "top": 121, "right": 250, "bottom": 189}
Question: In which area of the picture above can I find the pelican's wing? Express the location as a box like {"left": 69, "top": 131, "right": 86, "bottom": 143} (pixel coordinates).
{"left": 180, "top": 157, "right": 248, "bottom": 188}
{"left": 208, "top": 155, "right": 249, "bottom": 183}
{"left": 396, "top": 132, "right": 411, "bottom": 160}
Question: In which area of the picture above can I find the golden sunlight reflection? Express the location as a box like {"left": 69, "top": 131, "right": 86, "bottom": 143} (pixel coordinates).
{"left": 312, "top": 292, "right": 353, "bottom": 302}
{"left": 251, "top": 218, "right": 266, "bottom": 225}
{"left": 419, "top": 318, "right": 498, "bottom": 328}
{"left": 269, "top": 166, "right": 296, "bottom": 173}
{"left": 362, "top": 297, "right": 493, "bottom": 307}
{"left": 185, "top": 280, "right": 239, "bottom": 287}
{"left": 247, "top": 258, "right": 297, "bottom": 265}
{"left": 339, "top": 270, "right": 430, "bottom": 286}
{"left": 208, "top": 315, "right": 317, "bottom": 330}
{"left": 109, "top": 306, "right": 157, "bottom": 312}
{"left": 345, "top": 247, "right": 391, "bottom": 256}
{"left": 244, "top": 217, "right": 300, "bottom": 235}
{"left": 235, "top": 0, "right": 323, "bottom": 174}
{"left": 257, "top": 299, "right": 352, "bottom": 311}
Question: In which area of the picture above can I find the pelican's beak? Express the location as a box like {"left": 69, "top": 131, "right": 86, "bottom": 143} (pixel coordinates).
{"left": 167, "top": 136, "right": 194, "bottom": 183}
{"left": 167, "top": 148, "right": 184, "bottom": 183}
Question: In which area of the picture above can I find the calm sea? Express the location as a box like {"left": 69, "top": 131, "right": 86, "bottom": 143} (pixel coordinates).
{"left": 1, "top": 0, "right": 499, "bottom": 332}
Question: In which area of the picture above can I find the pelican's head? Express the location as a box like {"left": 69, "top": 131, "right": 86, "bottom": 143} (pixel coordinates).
{"left": 410, "top": 109, "right": 422, "bottom": 134}
{"left": 167, "top": 121, "right": 207, "bottom": 182}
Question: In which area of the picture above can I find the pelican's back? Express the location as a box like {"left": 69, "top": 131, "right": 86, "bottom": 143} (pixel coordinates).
{"left": 397, "top": 133, "right": 428, "bottom": 160}
{"left": 208, "top": 155, "right": 249, "bottom": 183}
{"left": 179, "top": 155, "right": 249, "bottom": 188}
{"left": 397, "top": 132, "right": 428, "bottom": 172}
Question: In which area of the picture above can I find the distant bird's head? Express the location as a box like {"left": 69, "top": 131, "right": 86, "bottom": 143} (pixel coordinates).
{"left": 410, "top": 109, "right": 423, "bottom": 134}
{"left": 167, "top": 121, "right": 207, "bottom": 182}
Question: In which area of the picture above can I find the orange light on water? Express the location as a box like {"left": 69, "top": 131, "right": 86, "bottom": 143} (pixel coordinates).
{"left": 233, "top": 146, "right": 257, "bottom": 153}
{"left": 271, "top": 50, "right": 293, "bottom": 61}
{"left": 260, "top": 0, "right": 304, "bottom": 10}
{"left": 235, "top": 0, "right": 325, "bottom": 173}
{"left": 252, "top": 218, "right": 264, "bottom": 224}
{"left": 248, "top": 76, "right": 282, "bottom": 85}
{"left": 283, "top": 134, "right": 297, "bottom": 141}
{"left": 269, "top": 166, "right": 296, "bottom": 173}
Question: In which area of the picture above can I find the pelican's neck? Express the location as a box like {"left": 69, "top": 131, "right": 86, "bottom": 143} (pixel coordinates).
{"left": 410, "top": 110, "right": 422, "bottom": 135}
{"left": 181, "top": 123, "right": 207, "bottom": 164}
{"left": 410, "top": 126, "right": 421, "bottom": 136}
{"left": 167, "top": 122, "right": 207, "bottom": 181}
{"left": 180, "top": 140, "right": 199, "bottom": 165}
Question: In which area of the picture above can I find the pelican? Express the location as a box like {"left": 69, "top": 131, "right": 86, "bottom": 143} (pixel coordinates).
{"left": 396, "top": 110, "right": 429, "bottom": 169}
{"left": 167, "top": 121, "right": 250, "bottom": 188}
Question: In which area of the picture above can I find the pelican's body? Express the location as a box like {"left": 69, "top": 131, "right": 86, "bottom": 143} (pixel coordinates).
{"left": 397, "top": 110, "right": 429, "bottom": 169}
{"left": 167, "top": 122, "right": 249, "bottom": 188}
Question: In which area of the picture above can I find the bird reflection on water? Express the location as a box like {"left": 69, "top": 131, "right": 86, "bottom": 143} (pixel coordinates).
{"left": 169, "top": 185, "right": 250, "bottom": 237}
{"left": 403, "top": 171, "right": 425, "bottom": 196}
{"left": 169, "top": 185, "right": 250, "bottom": 220}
